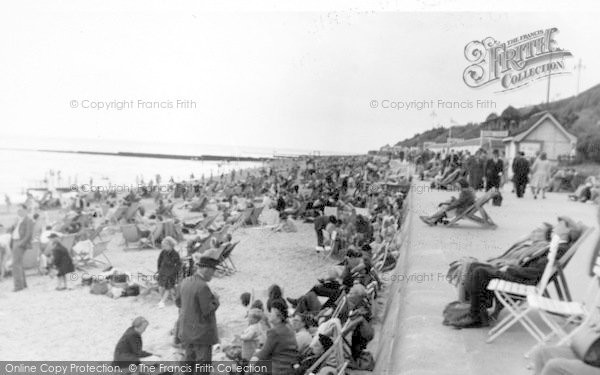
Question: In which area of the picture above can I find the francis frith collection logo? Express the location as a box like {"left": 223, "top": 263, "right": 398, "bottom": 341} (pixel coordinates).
{"left": 463, "top": 27, "right": 573, "bottom": 92}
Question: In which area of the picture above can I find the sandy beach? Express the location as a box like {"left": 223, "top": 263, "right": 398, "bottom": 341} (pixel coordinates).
{"left": 0, "top": 201, "right": 333, "bottom": 361}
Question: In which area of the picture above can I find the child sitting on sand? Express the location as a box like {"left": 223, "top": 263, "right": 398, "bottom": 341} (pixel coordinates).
{"left": 239, "top": 308, "right": 264, "bottom": 360}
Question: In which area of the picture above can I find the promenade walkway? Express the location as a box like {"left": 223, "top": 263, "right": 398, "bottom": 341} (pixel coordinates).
{"left": 375, "top": 181, "right": 599, "bottom": 375}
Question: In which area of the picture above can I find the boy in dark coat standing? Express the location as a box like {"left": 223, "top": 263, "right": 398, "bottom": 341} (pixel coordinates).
{"left": 48, "top": 233, "right": 74, "bottom": 291}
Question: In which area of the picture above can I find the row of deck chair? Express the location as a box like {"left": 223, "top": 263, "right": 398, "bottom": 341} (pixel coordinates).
{"left": 485, "top": 224, "right": 594, "bottom": 355}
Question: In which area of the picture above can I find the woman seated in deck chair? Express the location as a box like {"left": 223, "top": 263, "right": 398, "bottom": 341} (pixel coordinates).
{"left": 419, "top": 179, "right": 475, "bottom": 226}
{"left": 250, "top": 300, "right": 299, "bottom": 375}
{"left": 450, "top": 217, "right": 581, "bottom": 329}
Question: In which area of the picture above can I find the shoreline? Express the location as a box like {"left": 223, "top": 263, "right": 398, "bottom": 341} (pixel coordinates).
{"left": 0, "top": 147, "right": 275, "bottom": 163}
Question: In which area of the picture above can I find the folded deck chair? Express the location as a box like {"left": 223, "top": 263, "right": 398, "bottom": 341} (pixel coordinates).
{"left": 445, "top": 190, "right": 498, "bottom": 228}
{"left": 527, "top": 234, "right": 600, "bottom": 348}
{"left": 486, "top": 225, "right": 593, "bottom": 345}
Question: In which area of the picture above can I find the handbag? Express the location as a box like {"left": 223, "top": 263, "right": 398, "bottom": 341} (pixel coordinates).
{"left": 492, "top": 192, "right": 503, "bottom": 206}
{"left": 571, "top": 321, "right": 600, "bottom": 368}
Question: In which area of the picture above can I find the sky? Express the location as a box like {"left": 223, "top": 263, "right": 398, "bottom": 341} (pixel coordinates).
{"left": 2, "top": 2, "right": 600, "bottom": 156}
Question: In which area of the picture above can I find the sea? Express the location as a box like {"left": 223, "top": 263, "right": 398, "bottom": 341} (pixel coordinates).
{"left": 0, "top": 136, "right": 274, "bottom": 203}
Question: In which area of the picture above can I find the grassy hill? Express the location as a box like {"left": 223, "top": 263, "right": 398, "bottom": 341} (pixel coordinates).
{"left": 396, "top": 83, "right": 600, "bottom": 161}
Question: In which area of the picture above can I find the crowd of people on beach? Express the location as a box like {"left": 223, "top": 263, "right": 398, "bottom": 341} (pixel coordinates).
{"left": 1, "top": 154, "right": 411, "bottom": 375}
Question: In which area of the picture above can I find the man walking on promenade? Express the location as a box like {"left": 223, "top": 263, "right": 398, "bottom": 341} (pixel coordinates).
{"left": 10, "top": 205, "right": 33, "bottom": 292}
{"left": 512, "top": 152, "right": 530, "bottom": 198}
{"left": 485, "top": 149, "right": 504, "bottom": 192}
{"left": 176, "top": 251, "right": 221, "bottom": 375}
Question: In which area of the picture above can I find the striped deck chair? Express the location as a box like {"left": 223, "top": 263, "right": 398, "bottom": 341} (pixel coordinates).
{"left": 486, "top": 225, "right": 593, "bottom": 345}
{"left": 444, "top": 190, "right": 498, "bottom": 228}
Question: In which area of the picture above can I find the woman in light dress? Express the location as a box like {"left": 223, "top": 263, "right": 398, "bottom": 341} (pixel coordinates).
{"left": 529, "top": 152, "right": 552, "bottom": 199}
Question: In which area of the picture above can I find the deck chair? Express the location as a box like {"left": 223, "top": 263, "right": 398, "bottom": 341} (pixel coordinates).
{"left": 527, "top": 238, "right": 600, "bottom": 348}
{"left": 23, "top": 242, "right": 42, "bottom": 274}
{"left": 60, "top": 233, "right": 77, "bottom": 256}
{"left": 232, "top": 208, "right": 253, "bottom": 230}
{"left": 123, "top": 202, "right": 140, "bottom": 222}
{"left": 305, "top": 319, "right": 348, "bottom": 375}
{"left": 249, "top": 206, "right": 264, "bottom": 226}
{"left": 486, "top": 225, "right": 593, "bottom": 344}
{"left": 73, "top": 240, "right": 112, "bottom": 269}
{"left": 120, "top": 224, "right": 144, "bottom": 250}
{"left": 216, "top": 241, "right": 240, "bottom": 276}
{"left": 197, "top": 213, "right": 218, "bottom": 230}
{"left": 79, "top": 224, "right": 107, "bottom": 244}
{"left": 445, "top": 190, "right": 498, "bottom": 228}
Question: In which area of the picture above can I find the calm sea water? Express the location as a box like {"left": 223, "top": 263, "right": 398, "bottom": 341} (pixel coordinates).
{"left": 0, "top": 149, "right": 263, "bottom": 203}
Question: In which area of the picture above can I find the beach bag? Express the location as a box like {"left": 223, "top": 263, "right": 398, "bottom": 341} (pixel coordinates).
{"left": 348, "top": 350, "right": 375, "bottom": 371}
{"left": 124, "top": 284, "right": 140, "bottom": 297}
{"left": 492, "top": 192, "right": 503, "bottom": 206}
{"left": 442, "top": 301, "right": 471, "bottom": 326}
{"left": 90, "top": 280, "right": 109, "bottom": 295}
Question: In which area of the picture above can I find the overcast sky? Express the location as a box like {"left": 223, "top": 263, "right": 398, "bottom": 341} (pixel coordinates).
{"left": 2, "top": 2, "right": 600, "bottom": 155}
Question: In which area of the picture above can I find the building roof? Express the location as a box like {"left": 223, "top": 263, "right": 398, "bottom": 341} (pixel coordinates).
{"left": 509, "top": 111, "right": 577, "bottom": 143}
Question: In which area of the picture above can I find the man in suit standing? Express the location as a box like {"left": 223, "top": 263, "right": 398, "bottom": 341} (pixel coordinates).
{"left": 512, "top": 152, "right": 530, "bottom": 198}
{"left": 10, "top": 205, "right": 33, "bottom": 292}
{"left": 176, "top": 252, "right": 221, "bottom": 375}
{"left": 485, "top": 149, "right": 504, "bottom": 191}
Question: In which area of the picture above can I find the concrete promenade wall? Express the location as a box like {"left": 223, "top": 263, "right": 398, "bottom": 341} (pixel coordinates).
{"left": 371, "top": 180, "right": 598, "bottom": 375}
